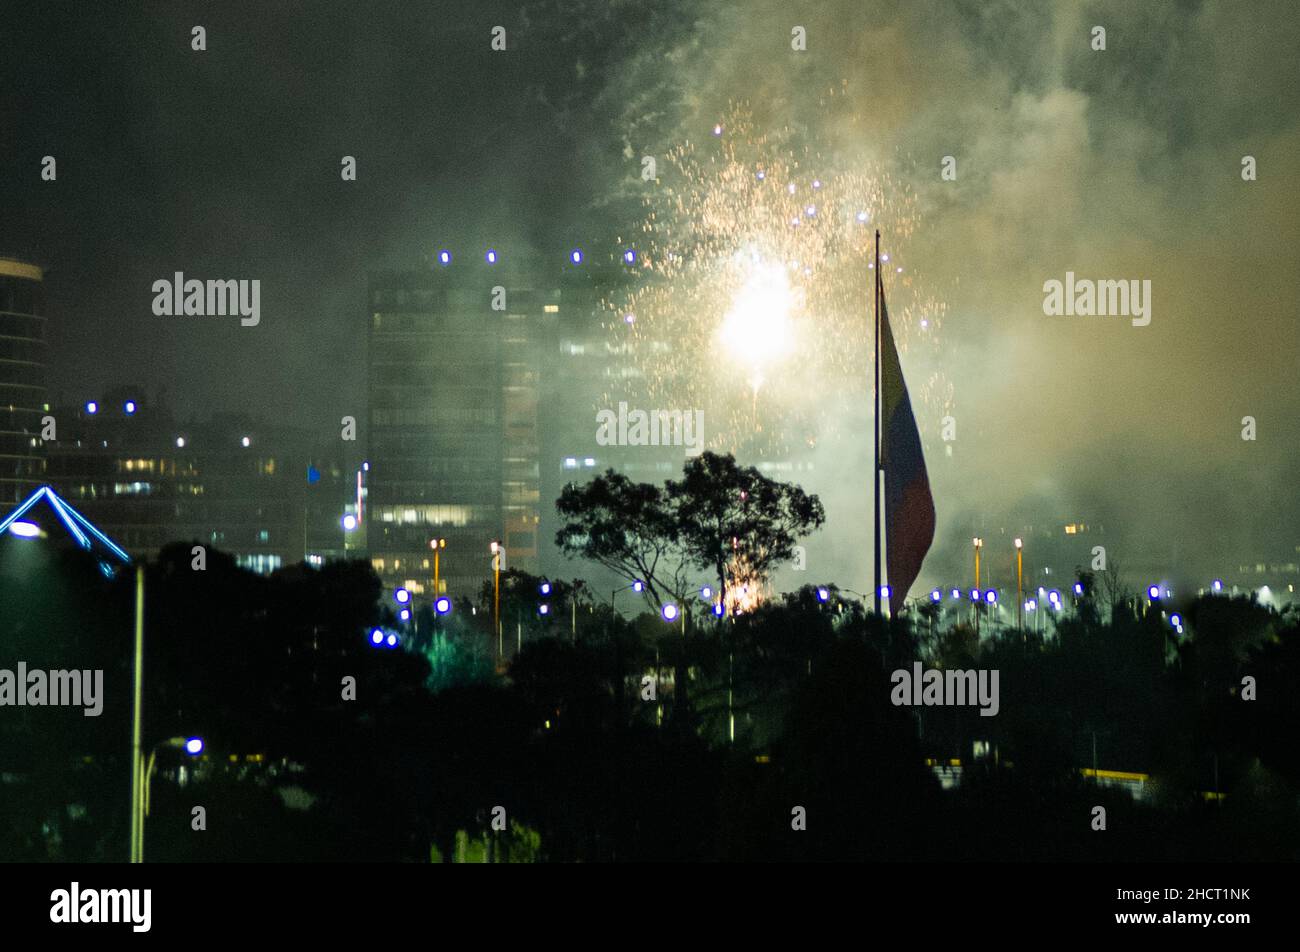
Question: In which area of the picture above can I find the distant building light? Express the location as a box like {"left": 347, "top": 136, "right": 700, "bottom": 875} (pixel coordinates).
{"left": 583, "top": 457, "right": 596, "bottom": 467}
{"left": 624, "top": 313, "right": 635, "bottom": 324}
{"left": 712, "top": 124, "right": 722, "bottom": 136}
{"left": 563, "top": 457, "right": 578, "bottom": 469}
{"left": 241, "top": 436, "right": 251, "bottom": 447}
{"left": 544, "top": 304, "right": 559, "bottom": 313}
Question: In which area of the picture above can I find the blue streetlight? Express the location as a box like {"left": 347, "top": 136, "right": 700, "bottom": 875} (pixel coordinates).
{"left": 570, "top": 249, "right": 583, "bottom": 264}
{"left": 951, "top": 588, "right": 961, "bottom": 600}
{"left": 1147, "top": 585, "right": 1161, "bottom": 600}
{"left": 623, "top": 249, "right": 636, "bottom": 264}
{"left": 394, "top": 588, "right": 411, "bottom": 605}
{"left": 124, "top": 400, "right": 137, "bottom": 415}
{"left": 632, "top": 580, "right": 644, "bottom": 593}
{"left": 85, "top": 401, "right": 98, "bottom": 414}
{"left": 438, "top": 250, "right": 451, "bottom": 265}
{"left": 712, "top": 603, "right": 724, "bottom": 617}
{"left": 970, "top": 588, "right": 981, "bottom": 601}
{"left": 539, "top": 581, "right": 552, "bottom": 595}
{"left": 386, "top": 633, "right": 399, "bottom": 648}
{"left": 369, "top": 628, "right": 384, "bottom": 646}
{"left": 184, "top": 737, "right": 204, "bottom": 756}
{"left": 434, "top": 597, "right": 452, "bottom": 615}
{"left": 880, "top": 585, "right": 891, "bottom": 600}
{"left": 341, "top": 514, "right": 358, "bottom": 531}
{"left": 930, "top": 589, "right": 942, "bottom": 602}
{"left": 700, "top": 585, "right": 713, "bottom": 600}
{"left": 1073, "top": 582, "right": 1084, "bottom": 595}
{"left": 661, "top": 603, "right": 679, "bottom": 622}
{"left": 985, "top": 589, "right": 998, "bottom": 605}
{"left": 485, "top": 249, "right": 497, "bottom": 264}
{"left": 1212, "top": 579, "right": 1223, "bottom": 592}
{"left": 539, "top": 603, "right": 550, "bottom": 616}
{"left": 816, "top": 587, "right": 830, "bottom": 603}
{"left": 1170, "top": 613, "right": 1183, "bottom": 628}
{"left": 399, "top": 608, "right": 410, "bottom": 622}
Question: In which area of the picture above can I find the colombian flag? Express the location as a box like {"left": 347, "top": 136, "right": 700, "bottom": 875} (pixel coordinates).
{"left": 879, "top": 287, "right": 935, "bottom": 615}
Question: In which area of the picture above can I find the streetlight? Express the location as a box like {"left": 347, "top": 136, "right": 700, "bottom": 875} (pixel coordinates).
{"left": 611, "top": 579, "right": 644, "bottom": 618}
{"left": 430, "top": 537, "right": 446, "bottom": 596}
{"left": 136, "top": 735, "right": 204, "bottom": 862}
{"left": 661, "top": 603, "right": 679, "bottom": 622}
{"left": 1014, "top": 538, "right": 1023, "bottom": 630}
{"left": 394, "top": 588, "right": 411, "bottom": 605}
{"left": 490, "top": 541, "right": 505, "bottom": 659}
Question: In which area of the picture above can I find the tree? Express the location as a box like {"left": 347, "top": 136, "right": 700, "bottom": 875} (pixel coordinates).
{"left": 668, "top": 452, "right": 825, "bottom": 614}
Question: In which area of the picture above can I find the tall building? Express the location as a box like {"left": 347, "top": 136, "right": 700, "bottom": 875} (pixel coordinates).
{"left": 0, "top": 258, "right": 48, "bottom": 505}
{"left": 367, "top": 262, "right": 551, "bottom": 600}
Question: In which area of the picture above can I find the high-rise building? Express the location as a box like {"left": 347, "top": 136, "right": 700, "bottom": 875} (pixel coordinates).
{"left": 0, "top": 258, "right": 48, "bottom": 505}
{"left": 366, "top": 261, "right": 554, "bottom": 600}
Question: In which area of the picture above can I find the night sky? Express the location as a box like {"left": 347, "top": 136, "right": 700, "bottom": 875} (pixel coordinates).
{"left": 3, "top": 0, "right": 1298, "bottom": 584}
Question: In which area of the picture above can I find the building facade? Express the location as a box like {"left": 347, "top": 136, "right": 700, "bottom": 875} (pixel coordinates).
{"left": 0, "top": 258, "right": 48, "bottom": 505}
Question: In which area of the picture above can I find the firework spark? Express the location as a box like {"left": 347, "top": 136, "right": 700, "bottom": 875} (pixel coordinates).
{"left": 607, "top": 103, "right": 951, "bottom": 456}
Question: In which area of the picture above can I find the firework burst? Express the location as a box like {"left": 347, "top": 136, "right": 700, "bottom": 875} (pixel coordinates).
{"left": 607, "top": 103, "right": 951, "bottom": 457}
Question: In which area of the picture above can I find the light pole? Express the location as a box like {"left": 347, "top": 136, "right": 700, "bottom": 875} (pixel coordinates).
{"left": 430, "top": 537, "right": 446, "bottom": 597}
{"left": 1014, "top": 538, "right": 1023, "bottom": 630}
{"left": 129, "top": 565, "right": 144, "bottom": 863}
{"left": 611, "top": 579, "right": 645, "bottom": 618}
{"left": 972, "top": 538, "right": 983, "bottom": 637}
{"left": 139, "top": 736, "right": 204, "bottom": 862}
{"left": 490, "top": 541, "right": 505, "bottom": 661}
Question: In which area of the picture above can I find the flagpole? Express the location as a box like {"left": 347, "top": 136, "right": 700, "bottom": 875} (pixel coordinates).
{"left": 873, "top": 230, "right": 882, "bottom": 616}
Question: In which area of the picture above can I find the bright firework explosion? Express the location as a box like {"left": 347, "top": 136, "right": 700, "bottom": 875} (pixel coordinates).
{"left": 608, "top": 103, "right": 951, "bottom": 457}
